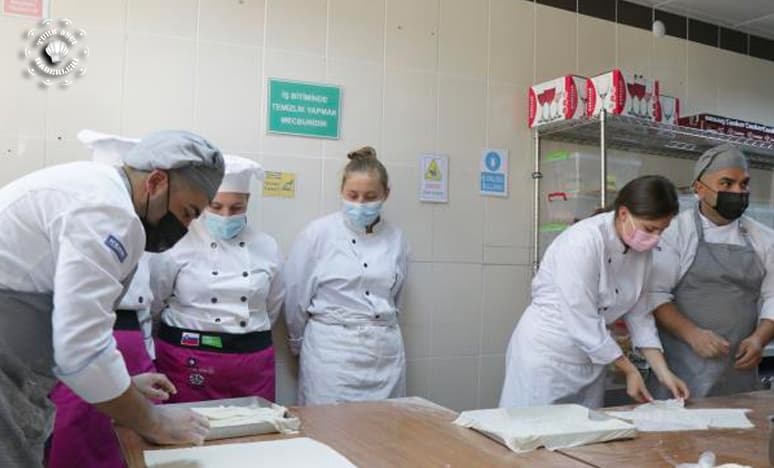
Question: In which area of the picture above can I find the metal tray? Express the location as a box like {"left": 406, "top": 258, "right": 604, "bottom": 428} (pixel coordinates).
{"left": 165, "top": 396, "right": 300, "bottom": 441}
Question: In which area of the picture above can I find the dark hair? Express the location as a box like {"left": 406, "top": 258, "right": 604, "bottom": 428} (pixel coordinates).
{"left": 613, "top": 175, "right": 679, "bottom": 220}
{"left": 341, "top": 146, "right": 389, "bottom": 193}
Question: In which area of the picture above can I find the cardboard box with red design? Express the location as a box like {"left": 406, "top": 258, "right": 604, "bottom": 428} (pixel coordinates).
{"left": 678, "top": 114, "right": 728, "bottom": 133}
{"left": 654, "top": 95, "right": 680, "bottom": 125}
{"left": 528, "top": 75, "right": 588, "bottom": 128}
{"left": 586, "top": 69, "right": 660, "bottom": 120}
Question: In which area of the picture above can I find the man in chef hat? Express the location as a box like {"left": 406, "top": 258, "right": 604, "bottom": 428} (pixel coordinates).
{"left": 46, "top": 130, "right": 182, "bottom": 468}
{"left": 0, "top": 129, "right": 222, "bottom": 466}
{"left": 150, "top": 154, "right": 286, "bottom": 403}
{"left": 647, "top": 144, "right": 774, "bottom": 398}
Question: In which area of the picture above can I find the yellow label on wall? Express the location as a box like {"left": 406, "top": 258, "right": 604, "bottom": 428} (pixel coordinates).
{"left": 262, "top": 171, "right": 296, "bottom": 198}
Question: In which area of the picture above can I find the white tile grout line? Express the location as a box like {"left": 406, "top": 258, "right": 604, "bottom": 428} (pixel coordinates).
{"left": 192, "top": 0, "right": 201, "bottom": 131}
{"left": 258, "top": 0, "right": 269, "bottom": 158}
{"left": 321, "top": 0, "right": 331, "bottom": 217}
{"left": 478, "top": 0, "right": 494, "bottom": 408}
{"left": 379, "top": 0, "right": 387, "bottom": 156}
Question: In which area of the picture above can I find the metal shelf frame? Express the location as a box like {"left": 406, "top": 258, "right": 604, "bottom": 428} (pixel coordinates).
{"left": 531, "top": 111, "right": 774, "bottom": 272}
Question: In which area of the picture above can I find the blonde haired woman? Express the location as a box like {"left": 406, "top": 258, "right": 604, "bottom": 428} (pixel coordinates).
{"left": 283, "top": 147, "right": 409, "bottom": 405}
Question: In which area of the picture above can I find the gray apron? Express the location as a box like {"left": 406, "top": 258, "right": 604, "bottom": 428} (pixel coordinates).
{"left": 650, "top": 209, "right": 764, "bottom": 399}
{"left": 0, "top": 288, "right": 56, "bottom": 467}
{"left": 0, "top": 268, "right": 136, "bottom": 467}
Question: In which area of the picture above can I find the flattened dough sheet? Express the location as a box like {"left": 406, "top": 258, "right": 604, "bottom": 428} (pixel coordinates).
{"left": 606, "top": 399, "right": 753, "bottom": 432}
{"left": 454, "top": 404, "right": 636, "bottom": 453}
{"left": 144, "top": 437, "right": 358, "bottom": 468}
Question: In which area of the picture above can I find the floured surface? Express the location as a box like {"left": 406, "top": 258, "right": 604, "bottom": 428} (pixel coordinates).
{"left": 606, "top": 400, "right": 753, "bottom": 432}
{"left": 454, "top": 404, "right": 636, "bottom": 453}
{"left": 144, "top": 437, "right": 358, "bottom": 468}
{"left": 191, "top": 404, "right": 300, "bottom": 433}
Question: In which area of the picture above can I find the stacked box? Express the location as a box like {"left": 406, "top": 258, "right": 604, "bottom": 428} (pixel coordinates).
{"left": 528, "top": 75, "right": 588, "bottom": 128}
{"left": 587, "top": 69, "right": 660, "bottom": 120}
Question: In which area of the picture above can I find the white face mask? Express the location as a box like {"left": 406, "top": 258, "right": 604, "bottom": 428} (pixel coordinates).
{"left": 342, "top": 200, "right": 383, "bottom": 228}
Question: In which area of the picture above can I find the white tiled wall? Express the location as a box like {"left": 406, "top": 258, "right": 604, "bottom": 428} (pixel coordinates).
{"left": 2, "top": 1, "right": 774, "bottom": 411}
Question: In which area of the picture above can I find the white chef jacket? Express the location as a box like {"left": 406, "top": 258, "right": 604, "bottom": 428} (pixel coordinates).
{"left": 283, "top": 212, "right": 409, "bottom": 355}
{"left": 0, "top": 162, "right": 143, "bottom": 403}
{"left": 529, "top": 211, "right": 661, "bottom": 364}
{"left": 116, "top": 255, "right": 155, "bottom": 359}
{"left": 149, "top": 217, "right": 285, "bottom": 334}
{"left": 647, "top": 204, "right": 774, "bottom": 321}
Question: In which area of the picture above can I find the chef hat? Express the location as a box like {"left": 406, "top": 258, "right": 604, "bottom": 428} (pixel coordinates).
{"left": 693, "top": 144, "right": 748, "bottom": 183}
{"left": 123, "top": 130, "right": 225, "bottom": 200}
{"left": 218, "top": 154, "right": 264, "bottom": 194}
{"left": 77, "top": 129, "right": 139, "bottom": 165}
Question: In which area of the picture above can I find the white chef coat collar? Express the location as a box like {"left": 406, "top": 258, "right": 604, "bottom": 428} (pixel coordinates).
{"left": 602, "top": 211, "right": 628, "bottom": 254}
{"left": 116, "top": 167, "right": 133, "bottom": 198}
{"left": 340, "top": 211, "right": 385, "bottom": 236}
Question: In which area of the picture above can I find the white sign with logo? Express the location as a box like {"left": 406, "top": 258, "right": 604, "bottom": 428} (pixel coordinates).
{"left": 479, "top": 148, "right": 508, "bottom": 197}
{"left": 23, "top": 18, "right": 88, "bottom": 88}
{"left": 419, "top": 153, "right": 448, "bottom": 203}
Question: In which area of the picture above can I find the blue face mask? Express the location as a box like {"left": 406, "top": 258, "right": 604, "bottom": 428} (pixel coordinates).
{"left": 342, "top": 200, "right": 383, "bottom": 228}
{"left": 205, "top": 212, "right": 247, "bottom": 240}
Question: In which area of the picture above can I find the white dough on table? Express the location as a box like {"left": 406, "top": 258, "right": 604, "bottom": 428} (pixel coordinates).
{"left": 606, "top": 399, "right": 753, "bottom": 432}
{"left": 190, "top": 404, "right": 300, "bottom": 433}
{"left": 454, "top": 404, "right": 636, "bottom": 453}
{"left": 144, "top": 437, "right": 358, "bottom": 468}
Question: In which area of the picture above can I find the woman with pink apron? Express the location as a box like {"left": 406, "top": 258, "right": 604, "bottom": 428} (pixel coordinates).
{"left": 150, "top": 155, "right": 284, "bottom": 403}
{"left": 47, "top": 257, "right": 175, "bottom": 468}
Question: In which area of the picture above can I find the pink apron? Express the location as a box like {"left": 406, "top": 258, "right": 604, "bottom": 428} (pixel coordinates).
{"left": 154, "top": 323, "right": 275, "bottom": 403}
{"left": 47, "top": 325, "right": 154, "bottom": 468}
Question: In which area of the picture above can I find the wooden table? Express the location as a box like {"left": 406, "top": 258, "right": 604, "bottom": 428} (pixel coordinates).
{"left": 117, "top": 397, "right": 589, "bottom": 467}
{"left": 558, "top": 391, "right": 773, "bottom": 467}
{"left": 118, "top": 393, "right": 773, "bottom": 467}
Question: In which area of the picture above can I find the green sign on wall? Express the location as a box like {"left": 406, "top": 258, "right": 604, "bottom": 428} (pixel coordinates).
{"left": 267, "top": 79, "right": 341, "bottom": 139}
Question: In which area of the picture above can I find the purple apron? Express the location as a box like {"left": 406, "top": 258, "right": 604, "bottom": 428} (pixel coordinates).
{"left": 47, "top": 312, "right": 154, "bottom": 468}
{"left": 154, "top": 322, "right": 275, "bottom": 403}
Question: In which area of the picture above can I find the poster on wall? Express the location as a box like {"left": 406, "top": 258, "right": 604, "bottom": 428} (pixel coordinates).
{"left": 262, "top": 171, "right": 296, "bottom": 198}
{"left": 267, "top": 78, "right": 341, "bottom": 139}
{"left": 419, "top": 153, "right": 448, "bottom": 203}
{"left": 479, "top": 148, "right": 508, "bottom": 197}
{"left": 3, "top": 0, "right": 48, "bottom": 18}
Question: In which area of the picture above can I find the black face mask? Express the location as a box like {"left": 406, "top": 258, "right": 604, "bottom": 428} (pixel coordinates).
{"left": 143, "top": 188, "right": 188, "bottom": 253}
{"left": 713, "top": 190, "right": 749, "bottom": 220}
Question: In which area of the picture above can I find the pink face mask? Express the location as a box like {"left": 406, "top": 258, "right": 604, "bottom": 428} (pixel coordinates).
{"left": 623, "top": 215, "right": 660, "bottom": 252}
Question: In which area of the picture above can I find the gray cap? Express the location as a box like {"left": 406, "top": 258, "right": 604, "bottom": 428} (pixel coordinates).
{"left": 693, "top": 144, "right": 748, "bottom": 183}
{"left": 123, "top": 130, "right": 225, "bottom": 200}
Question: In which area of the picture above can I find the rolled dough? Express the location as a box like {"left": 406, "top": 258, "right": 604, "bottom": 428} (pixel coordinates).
{"left": 191, "top": 404, "right": 299, "bottom": 433}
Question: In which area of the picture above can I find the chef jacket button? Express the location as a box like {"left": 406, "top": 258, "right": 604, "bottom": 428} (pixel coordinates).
{"left": 211, "top": 297, "right": 218, "bottom": 303}
{"left": 608, "top": 258, "right": 611, "bottom": 264}
{"left": 604, "top": 307, "right": 608, "bottom": 311}
{"left": 241, "top": 296, "right": 247, "bottom": 302}
{"left": 138, "top": 296, "right": 144, "bottom": 303}
{"left": 212, "top": 271, "right": 218, "bottom": 276}
{"left": 242, "top": 271, "right": 249, "bottom": 277}
{"left": 240, "top": 320, "right": 247, "bottom": 327}
{"left": 365, "top": 290, "right": 370, "bottom": 296}
{"left": 615, "top": 289, "right": 619, "bottom": 294}
{"left": 351, "top": 239, "right": 356, "bottom": 244}
{"left": 215, "top": 318, "right": 221, "bottom": 323}
{"left": 211, "top": 242, "right": 217, "bottom": 249}
{"left": 363, "top": 263, "right": 368, "bottom": 268}
{"left": 375, "top": 314, "right": 381, "bottom": 319}
{"left": 239, "top": 241, "right": 245, "bottom": 247}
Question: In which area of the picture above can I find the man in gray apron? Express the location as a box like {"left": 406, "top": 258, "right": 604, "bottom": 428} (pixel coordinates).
{"left": 0, "top": 130, "right": 222, "bottom": 466}
{"left": 646, "top": 144, "right": 774, "bottom": 398}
